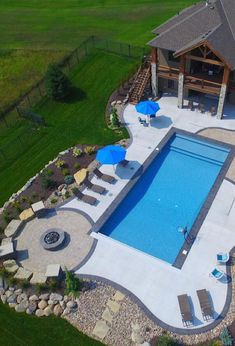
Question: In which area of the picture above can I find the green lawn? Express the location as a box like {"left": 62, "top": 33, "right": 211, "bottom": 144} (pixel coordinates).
{"left": 0, "top": 51, "right": 137, "bottom": 206}
{"left": 0, "top": 302, "right": 104, "bottom": 346}
{"left": 0, "top": 0, "right": 196, "bottom": 49}
{"left": 0, "top": 0, "right": 195, "bottom": 109}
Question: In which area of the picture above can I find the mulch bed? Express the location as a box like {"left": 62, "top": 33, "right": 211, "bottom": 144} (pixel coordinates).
{"left": 0, "top": 144, "right": 98, "bottom": 235}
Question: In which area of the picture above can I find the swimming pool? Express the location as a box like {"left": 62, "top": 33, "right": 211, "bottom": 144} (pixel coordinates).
{"left": 99, "top": 133, "right": 230, "bottom": 264}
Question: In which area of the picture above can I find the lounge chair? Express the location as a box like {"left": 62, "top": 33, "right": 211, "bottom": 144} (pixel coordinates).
{"left": 188, "top": 100, "right": 194, "bottom": 111}
{"left": 73, "top": 188, "right": 97, "bottom": 205}
{"left": 217, "top": 252, "right": 229, "bottom": 264}
{"left": 83, "top": 178, "right": 107, "bottom": 195}
{"left": 138, "top": 117, "right": 148, "bottom": 126}
{"left": 94, "top": 168, "right": 116, "bottom": 184}
{"left": 196, "top": 289, "right": 213, "bottom": 321}
{"left": 210, "top": 268, "right": 225, "bottom": 281}
{"left": 177, "top": 294, "right": 193, "bottom": 326}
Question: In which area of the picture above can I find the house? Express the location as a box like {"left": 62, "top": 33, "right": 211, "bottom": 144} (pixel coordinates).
{"left": 148, "top": 0, "right": 235, "bottom": 118}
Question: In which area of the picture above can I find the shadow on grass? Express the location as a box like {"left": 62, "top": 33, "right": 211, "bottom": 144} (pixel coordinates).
{"left": 63, "top": 86, "right": 87, "bottom": 104}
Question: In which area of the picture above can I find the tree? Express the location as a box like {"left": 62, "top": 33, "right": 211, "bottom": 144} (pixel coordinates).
{"left": 45, "top": 63, "right": 71, "bottom": 100}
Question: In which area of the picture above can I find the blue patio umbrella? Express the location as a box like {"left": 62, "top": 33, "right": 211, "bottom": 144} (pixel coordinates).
{"left": 96, "top": 145, "right": 126, "bottom": 165}
{"left": 135, "top": 100, "right": 160, "bottom": 115}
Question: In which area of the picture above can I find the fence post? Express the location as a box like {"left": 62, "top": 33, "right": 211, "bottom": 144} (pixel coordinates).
{"left": 128, "top": 44, "right": 131, "bottom": 57}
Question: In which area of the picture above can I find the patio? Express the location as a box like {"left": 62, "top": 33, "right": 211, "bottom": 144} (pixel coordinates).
{"left": 60, "top": 95, "right": 235, "bottom": 332}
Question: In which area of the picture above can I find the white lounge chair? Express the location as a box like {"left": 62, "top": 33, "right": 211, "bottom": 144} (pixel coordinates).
{"left": 217, "top": 253, "right": 229, "bottom": 264}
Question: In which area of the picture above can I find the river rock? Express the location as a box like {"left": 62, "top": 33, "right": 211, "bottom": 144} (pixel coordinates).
{"left": 17, "top": 293, "right": 28, "bottom": 303}
{"left": 63, "top": 295, "right": 69, "bottom": 303}
{"left": 1, "top": 294, "right": 7, "bottom": 304}
{"left": 62, "top": 307, "right": 70, "bottom": 316}
{"left": 15, "top": 289, "right": 23, "bottom": 295}
{"left": 38, "top": 300, "right": 47, "bottom": 310}
{"left": 15, "top": 300, "right": 29, "bottom": 312}
{"left": 29, "top": 295, "right": 39, "bottom": 301}
{"left": 48, "top": 299, "right": 57, "bottom": 305}
{"left": 39, "top": 293, "right": 49, "bottom": 300}
{"left": 66, "top": 300, "right": 77, "bottom": 309}
{"left": 35, "top": 309, "right": 45, "bottom": 317}
{"left": 27, "top": 302, "right": 37, "bottom": 314}
{"left": 8, "top": 303, "right": 17, "bottom": 308}
{"left": 53, "top": 304, "right": 63, "bottom": 316}
{"left": 50, "top": 293, "right": 63, "bottom": 301}
{"left": 9, "top": 287, "right": 15, "bottom": 292}
{"left": 44, "top": 306, "right": 53, "bottom": 316}
{"left": 7, "top": 294, "right": 17, "bottom": 304}
{"left": 5, "top": 290, "right": 13, "bottom": 298}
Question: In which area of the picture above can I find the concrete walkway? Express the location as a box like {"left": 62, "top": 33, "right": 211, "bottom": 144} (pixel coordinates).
{"left": 61, "top": 95, "right": 235, "bottom": 331}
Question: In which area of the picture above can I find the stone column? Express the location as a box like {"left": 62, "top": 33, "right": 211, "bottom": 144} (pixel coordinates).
{"left": 177, "top": 72, "right": 184, "bottom": 108}
{"left": 216, "top": 66, "right": 230, "bottom": 119}
{"left": 151, "top": 62, "right": 157, "bottom": 97}
{"left": 216, "top": 84, "right": 227, "bottom": 119}
{"left": 151, "top": 47, "right": 158, "bottom": 97}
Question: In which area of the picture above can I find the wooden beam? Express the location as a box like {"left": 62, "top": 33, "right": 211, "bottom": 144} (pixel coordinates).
{"left": 222, "top": 65, "right": 230, "bottom": 85}
{"left": 151, "top": 48, "right": 158, "bottom": 64}
{"left": 186, "top": 54, "right": 224, "bottom": 66}
{"left": 179, "top": 54, "right": 186, "bottom": 74}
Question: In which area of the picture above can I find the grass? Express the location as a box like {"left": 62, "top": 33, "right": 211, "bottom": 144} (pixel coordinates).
{"left": 0, "top": 51, "right": 137, "bottom": 205}
{"left": 0, "top": 302, "right": 104, "bottom": 346}
{"left": 0, "top": 0, "right": 195, "bottom": 109}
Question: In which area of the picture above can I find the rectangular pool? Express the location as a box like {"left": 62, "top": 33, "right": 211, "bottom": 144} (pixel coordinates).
{"left": 99, "top": 133, "right": 230, "bottom": 264}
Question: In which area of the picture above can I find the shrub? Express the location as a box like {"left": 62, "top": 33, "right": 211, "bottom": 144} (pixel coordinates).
{"left": 156, "top": 334, "right": 179, "bottom": 346}
{"left": 48, "top": 279, "right": 59, "bottom": 291}
{"left": 45, "top": 63, "right": 71, "bottom": 100}
{"left": 41, "top": 176, "right": 56, "bottom": 190}
{"left": 84, "top": 146, "right": 95, "bottom": 155}
{"left": 50, "top": 198, "right": 58, "bottom": 204}
{"left": 20, "top": 196, "right": 28, "bottom": 203}
{"left": 64, "top": 191, "right": 71, "bottom": 199}
{"left": 110, "top": 107, "right": 120, "bottom": 127}
{"left": 19, "top": 279, "right": 30, "bottom": 289}
{"left": 55, "top": 159, "right": 66, "bottom": 168}
{"left": 72, "top": 187, "right": 78, "bottom": 195}
{"left": 8, "top": 276, "right": 18, "bottom": 286}
{"left": 74, "top": 162, "right": 81, "bottom": 170}
{"left": 61, "top": 168, "right": 69, "bottom": 176}
{"left": 65, "top": 268, "right": 80, "bottom": 297}
{"left": 220, "top": 328, "right": 233, "bottom": 346}
{"left": 0, "top": 267, "right": 10, "bottom": 278}
{"left": 64, "top": 175, "right": 74, "bottom": 185}
{"left": 209, "top": 341, "right": 223, "bottom": 346}
{"left": 31, "top": 192, "right": 39, "bottom": 199}
{"left": 35, "top": 282, "right": 48, "bottom": 294}
{"left": 10, "top": 201, "right": 22, "bottom": 213}
{"left": 2, "top": 211, "right": 12, "bottom": 224}
{"left": 73, "top": 147, "right": 83, "bottom": 157}
{"left": 43, "top": 168, "right": 54, "bottom": 177}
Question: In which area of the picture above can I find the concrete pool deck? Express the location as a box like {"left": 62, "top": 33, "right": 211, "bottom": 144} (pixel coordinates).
{"left": 60, "top": 95, "right": 235, "bottom": 332}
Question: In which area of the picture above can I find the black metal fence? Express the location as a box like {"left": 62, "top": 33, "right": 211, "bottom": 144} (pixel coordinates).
{"left": 0, "top": 36, "right": 148, "bottom": 167}
{"left": 0, "top": 36, "right": 148, "bottom": 128}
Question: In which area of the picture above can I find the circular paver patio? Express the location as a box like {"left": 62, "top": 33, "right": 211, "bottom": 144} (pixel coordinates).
{"left": 15, "top": 209, "right": 93, "bottom": 273}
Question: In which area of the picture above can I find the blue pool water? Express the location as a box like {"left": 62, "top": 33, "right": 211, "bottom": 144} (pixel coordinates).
{"left": 100, "top": 134, "right": 229, "bottom": 264}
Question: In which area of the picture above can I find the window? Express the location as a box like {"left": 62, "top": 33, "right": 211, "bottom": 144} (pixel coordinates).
{"left": 168, "top": 51, "right": 180, "bottom": 63}
{"left": 168, "top": 80, "right": 175, "bottom": 89}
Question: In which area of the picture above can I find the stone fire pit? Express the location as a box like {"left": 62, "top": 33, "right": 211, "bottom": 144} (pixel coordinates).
{"left": 40, "top": 228, "right": 66, "bottom": 251}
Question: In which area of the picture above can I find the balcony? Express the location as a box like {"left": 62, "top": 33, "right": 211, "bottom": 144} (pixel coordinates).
{"left": 184, "top": 75, "right": 221, "bottom": 95}
{"left": 157, "top": 65, "right": 179, "bottom": 80}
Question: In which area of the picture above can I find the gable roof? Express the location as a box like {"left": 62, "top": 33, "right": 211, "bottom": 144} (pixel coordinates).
{"left": 148, "top": 0, "right": 235, "bottom": 70}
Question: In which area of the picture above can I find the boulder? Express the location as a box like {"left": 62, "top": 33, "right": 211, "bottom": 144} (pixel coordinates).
{"left": 59, "top": 300, "right": 66, "bottom": 309}
{"left": 39, "top": 293, "right": 50, "bottom": 300}
{"left": 15, "top": 289, "right": 23, "bottom": 295}
{"left": 1, "top": 294, "right": 7, "bottom": 304}
{"left": 7, "top": 294, "right": 17, "bottom": 304}
{"left": 38, "top": 300, "right": 47, "bottom": 310}
{"left": 73, "top": 169, "right": 87, "bottom": 186}
{"left": 53, "top": 304, "right": 63, "bottom": 316}
{"left": 50, "top": 293, "right": 63, "bottom": 302}
{"left": 63, "top": 295, "right": 69, "bottom": 303}
{"left": 44, "top": 306, "right": 53, "bottom": 316}
{"left": 66, "top": 300, "right": 77, "bottom": 309}
{"left": 8, "top": 303, "right": 17, "bottom": 309}
{"left": 62, "top": 307, "right": 70, "bottom": 316}
{"left": 19, "top": 208, "right": 34, "bottom": 221}
{"left": 15, "top": 300, "right": 29, "bottom": 313}
{"left": 48, "top": 299, "right": 57, "bottom": 305}
{"left": 27, "top": 302, "right": 37, "bottom": 314}
{"left": 17, "top": 293, "right": 28, "bottom": 304}
{"left": 58, "top": 184, "right": 67, "bottom": 192}
{"left": 8, "top": 287, "right": 15, "bottom": 292}
{"left": 29, "top": 295, "right": 39, "bottom": 302}
{"left": 35, "top": 309, "right": 45, "bottom": 317}
{"left": 5, "top": 290, "right": 13, "bottom": 298}
{"left": 30, "top": 272, "right": 47, "bottom": 284}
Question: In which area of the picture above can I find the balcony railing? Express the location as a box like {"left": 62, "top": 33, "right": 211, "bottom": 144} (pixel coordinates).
{"left": 157, "top": 65, "right": 179, "bottom": 80}
{"left": 184, "top": 75, "right": 221, "bottom": 95}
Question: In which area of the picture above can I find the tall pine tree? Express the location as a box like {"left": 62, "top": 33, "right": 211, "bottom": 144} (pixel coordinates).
{"left": 45, "top": 64, "right": 71, "bottom": 100}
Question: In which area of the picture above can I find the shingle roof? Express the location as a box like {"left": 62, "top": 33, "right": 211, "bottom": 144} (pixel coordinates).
{"left": 148, "top": 0, "right": 235, "bottom": 70}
